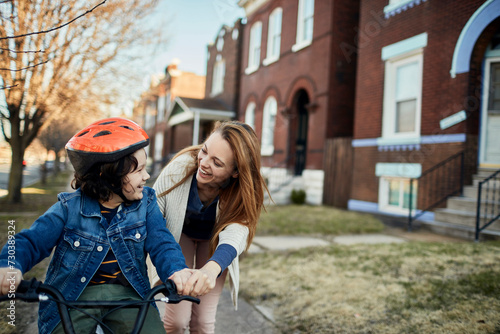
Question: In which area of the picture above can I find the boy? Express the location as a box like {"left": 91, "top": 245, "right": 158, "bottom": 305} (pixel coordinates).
{"left": 0, "top": 118, "right": 212, "bottom": 333}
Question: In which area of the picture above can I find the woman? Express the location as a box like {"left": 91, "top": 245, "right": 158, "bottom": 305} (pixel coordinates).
{"left": 150, "top": 121, "right": 269, "bottom": 333}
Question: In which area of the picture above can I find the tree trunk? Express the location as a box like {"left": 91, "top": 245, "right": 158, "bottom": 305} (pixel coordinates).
{"left": 6, "top": 141, "right": 25, "bottom": 203}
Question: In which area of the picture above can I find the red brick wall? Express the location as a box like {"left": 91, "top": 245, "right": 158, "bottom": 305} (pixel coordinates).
{"left": 206, "top": 20, "right": 243, "bottom": 111}
{"left": 239, "top": 0, "right": 359, "bottom": 170}
{"left": 354, "top": 0, "right": 486, "bottom": 141}
{"left": 171, "top": 122, "right": 194, "bottom": 153}
{"left": 352, "top": 143, "right": 465, "bottom": 203}
{"left": 351, "top": 0, "right": 490, "bottom": 204}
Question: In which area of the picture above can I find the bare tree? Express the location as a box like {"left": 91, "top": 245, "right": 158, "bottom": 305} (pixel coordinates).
{"left": 37, "top": 114, "right": 89, "bottom": 184}
{"left": 0, "top": 0, "right": 166, "bottom": 202}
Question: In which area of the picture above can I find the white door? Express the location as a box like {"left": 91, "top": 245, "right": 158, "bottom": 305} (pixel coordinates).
{"left": 480, "top": 58, "right": 500, "bottom": 167}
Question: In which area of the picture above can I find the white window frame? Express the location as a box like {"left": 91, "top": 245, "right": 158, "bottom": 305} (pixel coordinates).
{"left": 292, "top": 0, "right": 314, "bottom": 52}
{"left": 261, "top": 96, "right": 277, "bottom": 156}
{"left": 245, "top": 102, "right": 256, "bottom": 129}
{"left": 211, "top": 59, "right": 225, "bottom": 96}
{"left": 263, "top": 7, "right": 282, "bottom": 66}
{"left": 381, "top": 51, "right": 423, "bottom": 141}
{"left": 157, "top": 95, "right": 165, "bottom": 122}
{"left": 154, "top": 132, "right": 164, "bottom": 162}
{"left": 245, "top": 22, "right": 262, "bottom": 75}
{"left": 378, "top": 176, "right": 417, "bottom": 214}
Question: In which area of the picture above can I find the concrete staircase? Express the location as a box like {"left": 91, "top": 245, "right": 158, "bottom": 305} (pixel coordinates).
{"left": 265, "top": 175, "right": 304, "bottom": 205}
{"left": 421, "top": 168, "right": 500, "bottom": 240}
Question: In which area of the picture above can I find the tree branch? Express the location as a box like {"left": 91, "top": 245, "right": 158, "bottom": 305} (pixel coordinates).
{"left": 0, "top": 47, "right": 45, "bottom": 54}
{"left": 0, "top": 0, "right": 108, "bottom": 40}
{"left": 0, "top": 59, "right": 51, "bottom": 72}
{"left": 1, "top": 84, "right": 18, "bottom": 89}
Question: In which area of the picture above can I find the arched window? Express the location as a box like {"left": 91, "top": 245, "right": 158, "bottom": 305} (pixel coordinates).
{"left": 261, "top": 96, "right": 277, "bottom": 156}
{"left": 211, "top": 58, "right": 225, "bottom": 96}
{"left": 245, "top": 102, "right": 256, "bottom": 129}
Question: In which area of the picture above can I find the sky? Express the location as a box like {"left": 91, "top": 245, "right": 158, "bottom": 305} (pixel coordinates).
{"left": 147, "top": 0, "right": 246, "bottom": 78}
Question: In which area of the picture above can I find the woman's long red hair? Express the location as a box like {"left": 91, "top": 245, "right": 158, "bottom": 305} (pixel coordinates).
{"left": 158, "top": 121, "right": 270, "bottom": 255}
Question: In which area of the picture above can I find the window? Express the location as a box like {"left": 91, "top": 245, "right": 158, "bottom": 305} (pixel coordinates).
{"left": 264, "top": 8, "right": 282, "bottom": 65}
{"left": 389, "top": 0, "right": 408, "bottom": 5}
{"left": 157, "top": 95, "right": 165, "bottom": 122}
{"left": 154, "top": 132, "right": 164, "bottom": 162}
{"left": 382, "top": 52, "right": 423, "bottom": 139}
{"left": 261, "top": 97, "right": 277, "bottom": 156}
{"left": 293, "top": 0, "right": 314, "bottom": 52}
{"left": 384, "top": 0, "right": 427, "bottom": 19}
{"left": 379, "top": 177, "right": 417, "bottom": 213}
{"left": 166, "top": 93, "right": 171, "bottom": 116}
{"left": 211, "top": 59, "right": 225, "bottom": 96}
{"left": 245, "top": 102, "right": 256, "bottom": 129}
{"left": 246, "top": 22, "right": 262, "bottom": 74}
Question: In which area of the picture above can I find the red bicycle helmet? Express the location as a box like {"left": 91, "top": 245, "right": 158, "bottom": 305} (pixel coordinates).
{"left": 66, "top": 117, "right": 149, "bottom": 175}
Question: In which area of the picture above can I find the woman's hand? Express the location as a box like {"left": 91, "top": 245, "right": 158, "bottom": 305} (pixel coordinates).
{"left": 0, "top": 267, "right": 22, "bottom": 295}
{"left": 169, "top": 261, "right": 220, "bottom": 297}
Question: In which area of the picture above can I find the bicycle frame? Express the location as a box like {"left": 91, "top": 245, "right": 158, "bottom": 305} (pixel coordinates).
{"left": 0, "top": 278, "right": 200, "bottom": 334}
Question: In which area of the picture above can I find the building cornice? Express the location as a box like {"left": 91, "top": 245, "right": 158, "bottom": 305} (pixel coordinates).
{"left": 238, "top": 0, "right": 269, "bottom": 17}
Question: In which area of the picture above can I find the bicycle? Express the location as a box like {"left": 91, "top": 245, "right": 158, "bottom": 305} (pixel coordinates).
{"left": 0, "top": 278, "right": 200, "bottom": 334}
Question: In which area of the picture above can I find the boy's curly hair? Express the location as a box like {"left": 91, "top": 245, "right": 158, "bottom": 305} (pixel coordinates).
{"left": 71, "top": 153, "right": 139, "bottom": 203}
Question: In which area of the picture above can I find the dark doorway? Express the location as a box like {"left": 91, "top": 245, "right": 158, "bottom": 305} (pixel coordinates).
{"left": 293, "top": 90, "right": 309, "bottom": 175}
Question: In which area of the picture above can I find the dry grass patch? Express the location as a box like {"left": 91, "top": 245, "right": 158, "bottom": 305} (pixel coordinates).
{"left": 240, "top": 241, "right": 500, "bottom": 333}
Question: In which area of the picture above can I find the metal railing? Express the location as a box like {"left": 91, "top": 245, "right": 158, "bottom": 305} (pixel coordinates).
{"left": 475, "top": 169, "right": 500, "bottom": 241}
{"left": 408, "top": 151, "right": 465, "bottom": 231}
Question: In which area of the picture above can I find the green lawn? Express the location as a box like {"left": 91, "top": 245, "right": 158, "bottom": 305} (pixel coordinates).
{"left": 258, "top": 204, "right": 385, "bottom": 236}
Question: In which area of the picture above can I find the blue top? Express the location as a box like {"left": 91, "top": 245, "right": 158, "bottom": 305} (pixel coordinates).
{"left": 0, "top": 187, "right": 187, "bottom": 334}
{"left": 184, "top": 176, "right": 237, "bottom": 273}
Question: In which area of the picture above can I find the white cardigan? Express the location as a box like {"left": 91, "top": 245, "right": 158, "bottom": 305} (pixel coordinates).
{"left": 148, "top": 153, "right": 249, "bottom": 309}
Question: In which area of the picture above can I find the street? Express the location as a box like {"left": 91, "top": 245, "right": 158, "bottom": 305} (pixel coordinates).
{"left": 0, "top": 163, "right": 42, "bottom": 197}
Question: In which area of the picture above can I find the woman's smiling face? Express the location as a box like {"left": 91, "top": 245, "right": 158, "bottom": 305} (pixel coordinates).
{"left": 196, "top": 132, "right": 238, "bottom": 189}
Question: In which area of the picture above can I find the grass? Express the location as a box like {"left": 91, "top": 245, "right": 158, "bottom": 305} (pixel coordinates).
{"left": 258, "top": 204, "right": 385, "bottom": 236}
{"left": 241, "top": 213, "right": 500, "bottom": 334}
{"left": 2, "top": 178, "right": 498, "bottom": 333}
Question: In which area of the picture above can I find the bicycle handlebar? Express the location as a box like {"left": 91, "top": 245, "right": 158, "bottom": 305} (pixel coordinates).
{"left": 0, "top": 278, "right": 200, "bottom": 334}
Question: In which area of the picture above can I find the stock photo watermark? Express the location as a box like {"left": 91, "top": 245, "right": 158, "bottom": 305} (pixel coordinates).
{"left": 5, "top": 219, "right": 16, "bottom": 326}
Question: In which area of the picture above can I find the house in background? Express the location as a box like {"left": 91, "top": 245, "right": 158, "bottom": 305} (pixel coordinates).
{"left": 237, "top": 0, "right": 360, "bottom": 205}
{"left": 349, "top": 0, "right": 500, "bottom": 239}
{"left": 133, "top": 61, "right": 205, "bottom": 175}
{"left": 166, "top": 19, "right": 244, "bottom": 155}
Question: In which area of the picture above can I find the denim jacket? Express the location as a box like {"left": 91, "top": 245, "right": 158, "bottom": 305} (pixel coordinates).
{"left": 0, "top": 187, "right": 187, "bottom": 334}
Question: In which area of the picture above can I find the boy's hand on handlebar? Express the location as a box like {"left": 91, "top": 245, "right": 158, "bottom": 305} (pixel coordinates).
{"left": 169, "top": 262, "right": 219, "bottom": 297}
{"left": 168, "top": 268, "right": 193, "bottom": 295}
{"left": 0, "top": 267, "right": 22, "bottom": 295}
{"left": 183, "top": 261, "right": 219, "bottom": 297}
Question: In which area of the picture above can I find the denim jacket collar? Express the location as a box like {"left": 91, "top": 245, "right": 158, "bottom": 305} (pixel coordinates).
{"left": 78, "top": 190, "right": 143, "bottom": 218}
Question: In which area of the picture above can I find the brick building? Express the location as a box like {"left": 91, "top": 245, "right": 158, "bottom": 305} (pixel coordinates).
{"left": 238, "top": 0, "right": 359, "bottom": 205}
{"left": 349, "top": 0, "right": 500, "bottom": 237}
{"left": 166, "top": 20, "right": 244, "bottom": 155}
{"left": 133, "top": 62, "right": 205, "bottom": 174}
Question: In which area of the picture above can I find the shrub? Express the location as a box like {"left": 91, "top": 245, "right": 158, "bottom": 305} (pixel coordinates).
{"left": 290, "top": 189, "right": 306, "bottom": 204}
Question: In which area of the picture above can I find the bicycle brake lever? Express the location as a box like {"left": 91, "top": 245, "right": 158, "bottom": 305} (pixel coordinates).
{"left": 15, "top": 278, "right": 44, "bottom": 302}
{"left": 161, "top": 279, "right": 200, "bottom": 304}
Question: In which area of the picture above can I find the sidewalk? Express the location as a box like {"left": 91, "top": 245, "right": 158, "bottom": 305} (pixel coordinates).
{"left": 212, "top": 233, "right": 410, "bottom": 334}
